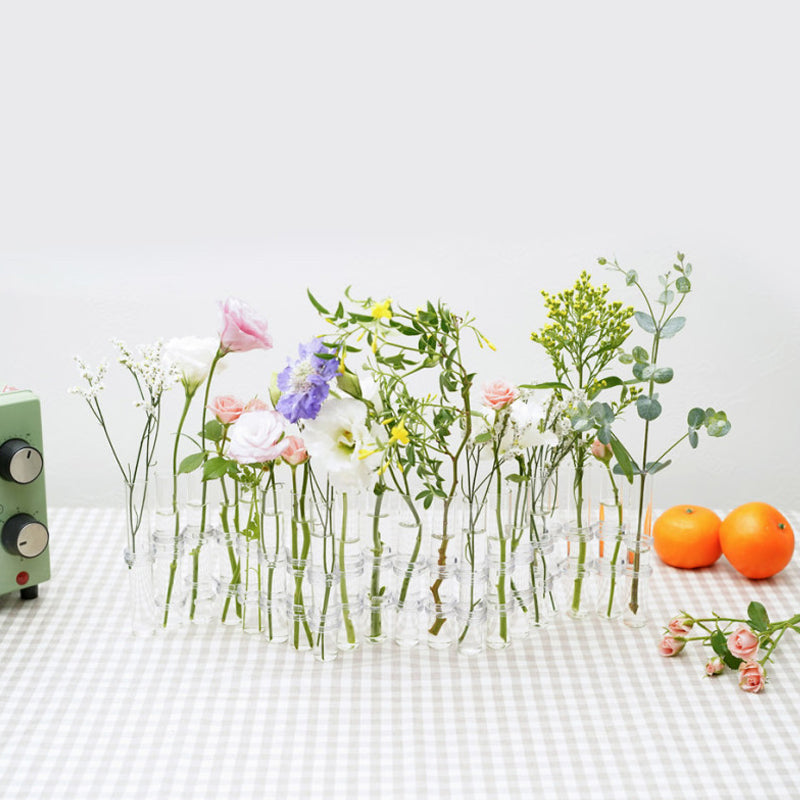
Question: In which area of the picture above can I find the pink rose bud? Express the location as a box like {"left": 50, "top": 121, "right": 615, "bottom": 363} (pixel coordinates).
{"left": 207, "top": 395, "right": 245, "bottom": 425}
{"left": 658, "top": 634, "right": 685, "bottom": 657}
{"left": 738, "top": 660, "right": 766, "bottom": 693}
{"left": 281, "top": 435, "right": 309, "bottom": 466}
{"left": 244, "top": 396, "right": 269, "bottom": 413}
{"left": 482, "top": 379, "right": 520, "bottom": 410}
{"left": 590, "top": 439, "right": 613, "bottom": 463}
{"left": 2, "top": 385, "right": 19, "bottom": 393}
{"left": 667, "top": 615, "right": 695, "bottom": 638}
{"left": 705, "top": 656, "right": 725, "bottom": 676}
{"left": 218, "top": 297, "right": 274, "bottom": 354}
{"left": 727, "top": 626, "right": 760, "bottom": 660}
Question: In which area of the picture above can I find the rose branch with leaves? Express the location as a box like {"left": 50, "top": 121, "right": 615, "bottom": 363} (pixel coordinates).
{"left": 660, "top": 602, "right": 800, "bottom": 694}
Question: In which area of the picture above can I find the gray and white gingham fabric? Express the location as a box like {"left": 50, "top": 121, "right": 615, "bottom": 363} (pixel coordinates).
{"left": 1, "top": 508, "right": 799, "bottom": 799}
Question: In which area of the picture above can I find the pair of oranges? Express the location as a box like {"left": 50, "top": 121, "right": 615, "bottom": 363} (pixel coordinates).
{"left": 653, "top": 502, "right": 794, "bottom": 579}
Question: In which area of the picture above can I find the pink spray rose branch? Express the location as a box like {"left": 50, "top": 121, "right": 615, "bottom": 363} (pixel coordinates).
{"left": 281, "top": 434, "right": 314, "bottom": 649}
{"left": 208, "top": 395, "right": 246, "bottom": 425}
{"left": 658, "top": 601, "right": 800, "bottom": 694}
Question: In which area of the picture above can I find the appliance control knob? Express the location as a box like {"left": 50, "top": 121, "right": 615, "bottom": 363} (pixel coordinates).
{"left": 2, "top": 514, "right": 49, "bottom": 558}
{"left": 0, "top": 439, "right": 43, "bottom": 484}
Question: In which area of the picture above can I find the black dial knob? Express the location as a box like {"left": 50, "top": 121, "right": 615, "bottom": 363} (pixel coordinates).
{"left": 0, "top": 439, "right": 43, "bottom": 484}
{"left": 2, "top": 514, "right": 49, "bottom": 558}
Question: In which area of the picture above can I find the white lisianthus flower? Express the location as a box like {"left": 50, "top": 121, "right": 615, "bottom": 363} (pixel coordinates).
{"left": 509, "top": 396, "right": 558, "bottom": 449}
{"left": 227, "top": 410, "right": 289, "bottom": 465}
{"left": 302, "top": 397, "right": 381, "bottom": 491}
{"left": 164, "top": 336, "right": 222, "bottom": 394}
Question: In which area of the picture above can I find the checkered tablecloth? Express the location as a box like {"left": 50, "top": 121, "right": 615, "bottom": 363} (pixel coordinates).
{"left": 1, "top": 508, "right": 799, "bottom": 799}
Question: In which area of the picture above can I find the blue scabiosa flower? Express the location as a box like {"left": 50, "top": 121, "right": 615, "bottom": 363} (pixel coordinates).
{"left": 277, "top": 339, "right": 340, "bottom": 423}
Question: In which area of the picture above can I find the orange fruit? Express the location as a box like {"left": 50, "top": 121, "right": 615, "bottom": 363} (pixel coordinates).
{"left": 653, "top": 505, "right": 722, "bottom": 569}
{"left": 719, "top": 502, "right": 794, "bottom": 579}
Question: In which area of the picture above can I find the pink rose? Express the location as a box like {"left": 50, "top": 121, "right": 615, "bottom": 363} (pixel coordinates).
{"left": 590, "top": 439, "right": 613, "bottom": 464}
{"left": 2, "top": 385, "right": 19, "bottom": 393}
{"left": 244, "top": 396, "right": 269, "bottom": 413}
{"left": 727, "top": 626, "right": 760, "bottom": 660}
{"left": 667, "top": 615, "right": 694, "bottom": 638}
{"left": 218, "top": 297, "right": 274, "bottom": 354}
{"left": 738, "top": 660, "right": 766, "bottom": 693}
{"left": 658, "top": 634, "right": 685, "bottom": 657}
{"left": 281, "top": 435, "right": 308, "bottom": 466}
{"left": 705, "top": 656, "right": 725, "bottom": 676}
{"left": 482, "top": 379, "right": 519, "bottom": 410}
{"left": 227, "top": 410, "right": 288, "bottom": 465}
{"left": 208, "top": 395, "right": 245, "bottom": 425}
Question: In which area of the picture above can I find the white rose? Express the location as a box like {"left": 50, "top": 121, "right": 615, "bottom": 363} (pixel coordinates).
{"left": 227, "top": 410, "right": 289, "bottom": 464}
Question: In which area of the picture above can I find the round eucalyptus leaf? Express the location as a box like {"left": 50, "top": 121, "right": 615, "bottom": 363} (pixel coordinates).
{"left": 684, "top": 262, "right": 693, "bottom": 276}
{"left": 658, "top": 289, "right": 675, "bottom": 306}
{"left": 636, "top": 395, "right": 662, "bottom": 421}
{"left": 634, "top": 311, "right": 657, "bottom": 334}
{"left": 652, "top": 367, "right": 674, "bottom": 384}
{"left": 626, "top": 269, "right": 638, "bottom": 286}
{"left": 676, "top": 275, "right": 692, "bottom": 293}
{"left": 687, "top": 407, "right": 706, "bottom": 428}
{"left": 632, "top": 363, "right": 647, "bottom": 381}
{"left": 706, "top": 412, "right": 731, "bottom": 437}
{"left": 589, "top": 401, "right": 614, "bottom": 424}
{"left": 618, "top": 353, "right": 634, "bottom": 365}
{"left": 597, "top": 426, "right": 612, "bottom": 445}
{"left": 688, "top": 429, "right": 699, "bottom": 449}
{"left": 660, "top": 316, "right": 686, "bottom": 339}
{"left": 632, "top": 345, "right": 649, "bottom": 364}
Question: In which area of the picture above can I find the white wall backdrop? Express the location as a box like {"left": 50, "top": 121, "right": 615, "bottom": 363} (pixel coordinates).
{"left": 1, "top": 2, "right": 798, "bottom": 512}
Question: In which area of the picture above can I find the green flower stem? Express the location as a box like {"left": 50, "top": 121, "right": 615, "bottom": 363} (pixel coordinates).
{"left": 318, "top": 568, "right": 335, "bottom": 659}
{"left": 338, "top": 492, "right": 356, "bottom": 644}
{"left": 397, "top": 492, "right": 422, "bottom": 609}
{"left": 428, "top": 493, "right": 454, "bottom": 635}
{"left": 495, "top": 470, "right": 508, "bottom": 642}
{"left": 458, "top": 494, "right": 484, "bottom": 644}
{"left": 316, "top": 508, "right": 336, "bottom": 658}
{"left": 290, "top": 465, "right": 313, "bottom": 649}
{"left": 570, "top": 452, "right": 588, "bottom": 615}
{"left": 429, "top": 336, "right": 473, "bottom": 637}
{"left": 369, "top": 491, "right": 385, "bottom": 640}
{"left": 263, "top": 474, "right": 280, "bottom": 639}
{"left": 163, "top": 389, "right": 194, "bottom": 627}
{"left": 603, "top": 463, "right": 625, "bottom": 619}
{"left": 219, "top": 477, "right": 243, "bottom": 623}
{"left": 198, "top": 349, "right": 224, "bottom": 533}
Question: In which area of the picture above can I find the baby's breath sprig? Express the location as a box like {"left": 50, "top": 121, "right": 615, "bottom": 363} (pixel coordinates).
{"left": 69, "top": 340, "right": 178, "bottom": 548}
